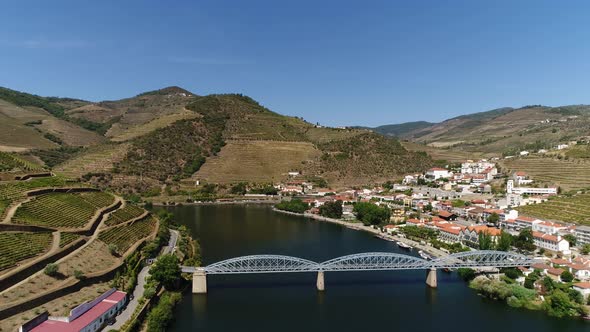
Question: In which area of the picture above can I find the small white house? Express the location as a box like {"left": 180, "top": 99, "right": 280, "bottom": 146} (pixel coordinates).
{"left": 572, "top": 283, "right": 590, "bottom": 301}
{"left": 519, "top": 151, "right": 529, "bottom": 156}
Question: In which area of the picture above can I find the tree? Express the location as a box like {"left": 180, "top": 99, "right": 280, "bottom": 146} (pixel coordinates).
{"left": 353, "top": 202, "right": 391, "bottom": 226}
{"left": 582, "top": 244, "right": 590, "bottom": 255}
{"left": 502, "top": 267, "right": 522, "bottom": 280}
{"left": 563, "top": 234, "right": 577, "bottom": 247}
{"left": 457, "top": 268, "right": 476, "bottom": 281}
{"left": 230, "top": 182, "right": 247, "bottom": 195}
{"left": 544, "top": 289, "right": 586, "bottom": 318}
{"left": 149, "top": 254, "right": 181, "bottom": 290}
{"left": 108, "top": 244, "right": 119, "bottom": 255}
{"left": 44, "top": 263, "right": 59, "bottom": 277}
{"left": 74, "top": 270, "right": 85, "bottom": 280}
{"left": 496, "top": 231, "right": 513, "bottom": 251}
{"left": 319, "top": 200, "right": 343, "bottom": 219}
{"left": 514, "top": 228, "right": 536, "bottom": 252}
{"left": 487, "top": 212, "right": 500, "bottom": 225}
{"left": 275, "top": 199, "right": 309, "bottom": 213}
{"left": 478, "top": 231, "right": 494, "bottom": 250}
{"left": 560, "top": 270, "right": 574, "bottom": 283}
{"left": 542, "top": 276, "right": 556, "bottom": 292}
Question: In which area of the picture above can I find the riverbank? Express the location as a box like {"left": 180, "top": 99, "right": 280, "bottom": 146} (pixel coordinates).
{"left": 152, "top": 198, "right": 279, "bottom": 206}
{"left": 272, "top": 207, "right": 448, "bottom": 259}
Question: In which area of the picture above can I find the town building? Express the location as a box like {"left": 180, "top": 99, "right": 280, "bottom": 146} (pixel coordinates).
{"left": 425, "top": 168, "right": 451, "bottom": 180}
{"left": 459, "top": 225, "right": 501, "bottom": 248}
{"left": 573, "top": 225, "right": 590, "bottom": 246}
{"left": 22, "top": 289, "right": 127, "bottom": 332}
{"left": 506, "top": 180, "right": 557, "bottom": 196}
{"left": 532, "top": 231, "right": 570, "bottom": 253}
{"left": 573, "top": 282, "right": 590, "bottom": 301}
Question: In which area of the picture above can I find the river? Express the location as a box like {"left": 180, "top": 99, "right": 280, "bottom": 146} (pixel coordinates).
{"left": 167, "top": 204, "right": 587, "bottom": 332}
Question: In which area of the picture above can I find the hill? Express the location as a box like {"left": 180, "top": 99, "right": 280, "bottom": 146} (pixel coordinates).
{"left": 0, "top": 86, "right": 432, "bottom": 191}
{"left": 360, "top": 121, "right": 434, "bottom": 137}
{"left": 368, "top": 105, "right": 590, "bottom": 156}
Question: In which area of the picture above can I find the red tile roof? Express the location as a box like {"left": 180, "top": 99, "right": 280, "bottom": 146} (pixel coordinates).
{"left": 573, "top": 282, "right": 590, "bottom": 289}
{"left": 31, "top": 291, "right": 126, "bottom": 332}
{"left": 532, "top": 231, "right": 559, "bottom": 243}
{"left": 547, "top": 267, "right": 564, "bottom": 276}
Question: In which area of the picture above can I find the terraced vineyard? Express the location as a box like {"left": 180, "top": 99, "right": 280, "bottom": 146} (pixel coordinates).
{"left": 0, "top": 232, "right": 53, "bottom": 271}
{"left": 516, "top": 192, "right": 590, "bottom": 225}
{"left": 59, "top": 232, "right": 82, "bottom": 248}
{"left": 501, "top": 157, "right": 590, "bottom": 191}
{"left": 0, "top": 151, "right": 44, "bottom": 172}
{"left": 98, "top": 216, "right": 157, "bottom": 254}
{"left": 13, "top": 192, "right": 115, "bottom": 228}
{"left": 104, "top": 204, "right": 145, "bottom": 226}
{"left": 195, "top": 140, "right": 321, "bottom": 183}
{"left": 0, "top": 176, "right": 78, "bottom": 216}
{"left": 53, "top": 143, "right": 130, "bottom": 178}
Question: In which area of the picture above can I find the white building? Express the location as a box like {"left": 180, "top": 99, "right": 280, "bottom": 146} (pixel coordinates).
{"left": 426, "top": 168, "right": 451, "bottom": 180}
{"left": 533, "top": 231, "right": 570, "bottom": 253}
{"left": 460, "top": 160, "right": 496, "bottom": 175}
{"left": 573, "top": 225, "right": 590, "bottom": 246}
{"left": 513, "top": 216, "right": 542, "bottom": 230}
{"left": 556, "top": 144, "right": 569, "bottom": 150}
{"left": 532, "top": 221, "right": 567, "bottom": 235}
{"left": 506, "top": 180, "right": 557, "bottom": 196}
{"left": 519, "top": 151, "right": 529, "bottom": 156}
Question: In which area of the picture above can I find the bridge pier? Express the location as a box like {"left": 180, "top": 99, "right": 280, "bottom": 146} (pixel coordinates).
{"left": 425, "top": 268, "right": 437, "bottom": 288}
{"left": 193, "top": 270, "right": 207, "bottom": 294}
{"left": 316, "top": 271, "right": 325, "bottom": 291}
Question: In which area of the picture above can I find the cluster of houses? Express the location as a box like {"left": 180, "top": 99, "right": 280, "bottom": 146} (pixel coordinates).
{"left": 276, "top": 160, "right": 589, "bottom": 268}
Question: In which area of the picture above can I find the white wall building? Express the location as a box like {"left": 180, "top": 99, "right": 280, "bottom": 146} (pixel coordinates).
{"left": 506, "top": 180, "right": 557, "bottom": 195}
{"left": 533, "top": 231, "right": 570, "bottom": 253}
{"left": 426, "top": 168, "right": 451, "bottom": 180}
{"left": 574, "top": 225, "right": 590, "bottom": 246}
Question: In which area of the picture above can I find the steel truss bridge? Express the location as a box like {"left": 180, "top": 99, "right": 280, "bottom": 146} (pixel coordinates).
{"left": 184, "top": 250, "right": 537, "bottom": 292}
{"left": 182, "top": 250, "right": 535, "bottom": 274}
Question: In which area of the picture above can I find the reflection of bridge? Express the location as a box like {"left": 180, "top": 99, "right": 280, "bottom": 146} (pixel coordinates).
{"left": 182, "top": 250, "right": 536, "bottom": 293}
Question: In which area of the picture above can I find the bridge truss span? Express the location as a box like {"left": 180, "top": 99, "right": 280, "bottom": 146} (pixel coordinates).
{"left": 431, "top": 250, "right": 535, "bottom": 269}
{"left": 320, "top": 252, "right": 430, "bottom": 272}
{"left": 204, "top": 255, "right": 320, "bottom": 274}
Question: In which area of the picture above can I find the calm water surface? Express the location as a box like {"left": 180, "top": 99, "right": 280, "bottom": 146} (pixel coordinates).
{"left": 167, "top": 205, "right": 587, "bottom": 332}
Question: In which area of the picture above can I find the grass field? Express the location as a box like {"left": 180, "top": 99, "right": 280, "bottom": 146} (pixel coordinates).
{"left": 104, "top": 204, "right": 145, "bottom": 226}
{"left": 516, "top": 192, "right": 590, "bottom": 225}
{"left": 501, "top": 157, "right": 590, "bottom": 190}
{"left": 0, "top": 232, "right": 53, "bottom": 271}
{"left": 99, "top": 215, "right": 156, "bottom": 254}
{"left": 13, "top": 192, "right": 115, "bottom": 228}
{"left": 194, "top": 140, "right": 321, "bottom": 183}
{"left": 53, "top": 143, "right": 130, "bottom": 178}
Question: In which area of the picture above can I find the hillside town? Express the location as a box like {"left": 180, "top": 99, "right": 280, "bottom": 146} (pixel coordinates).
{"left": 273, "top": 158, "right": 590, "bottom": 298}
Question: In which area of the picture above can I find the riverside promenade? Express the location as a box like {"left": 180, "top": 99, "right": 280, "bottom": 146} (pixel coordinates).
{"left": 272, "top": 208, "right": 448, "bottom": 259}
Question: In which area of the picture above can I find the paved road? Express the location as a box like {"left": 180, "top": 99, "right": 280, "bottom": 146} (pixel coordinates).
{"left": 109, "top": 229, "right": 179, "bottom": 329}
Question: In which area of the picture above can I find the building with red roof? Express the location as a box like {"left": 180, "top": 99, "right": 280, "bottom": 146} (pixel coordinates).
{"left": 22, "top": 289, "right": 127, "bottom": 332}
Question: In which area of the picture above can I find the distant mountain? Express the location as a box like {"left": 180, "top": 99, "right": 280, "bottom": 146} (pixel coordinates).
{"left": 359, "top": 121, "right": 434, "bottom": 137}
{"left": 369, "top": 105, "right": 590, "bottom": 156}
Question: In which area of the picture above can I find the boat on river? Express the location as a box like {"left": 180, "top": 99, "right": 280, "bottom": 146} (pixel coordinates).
{"left": 418, "top": 250, "right": 432, "bottom": 260}
{"left": 397, "top": 241, "right": 412, "bottom": 250}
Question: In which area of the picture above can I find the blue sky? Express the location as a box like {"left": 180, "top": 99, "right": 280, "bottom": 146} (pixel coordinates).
{"left": 1, "top": 0, "right": 590, "bottom": 127}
